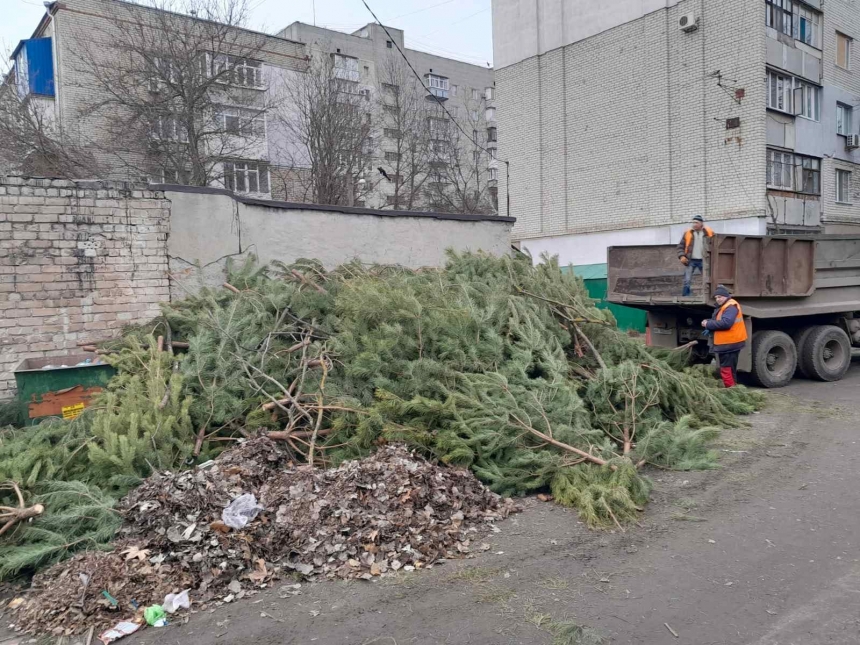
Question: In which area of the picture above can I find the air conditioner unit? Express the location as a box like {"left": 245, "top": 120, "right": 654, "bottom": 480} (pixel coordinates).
{"left": 679, "top": 13, "right": 699, "bottom": 32}
{"left": 846, "top": 134, "right": 860, "bottom": 149}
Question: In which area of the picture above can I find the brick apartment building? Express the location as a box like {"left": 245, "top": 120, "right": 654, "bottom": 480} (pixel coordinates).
{"left": 492, "top": 0, "right": 860, "bottom": 270}
{"left": 8, "top": 0, "right": 498, "bottom": 211}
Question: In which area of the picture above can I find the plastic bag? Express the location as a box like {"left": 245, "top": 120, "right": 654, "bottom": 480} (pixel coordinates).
{"left": 98, "top": 621, "right": 141, "bottom": 644}
{"left": 163, "top": 589, "right": 191, "bottom": 614}
{"left": 221, "top": 494, "right": 264, "bottom": 529}
{"left": 144, "top": 605, "right": 166, "bottom": 626}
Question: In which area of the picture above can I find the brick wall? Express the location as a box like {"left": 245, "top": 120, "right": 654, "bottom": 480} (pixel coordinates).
{"left": 0, "top": 176, "right": 169, "bottom": 393}
{"left": 496, "top": 0, "right": 767, "bottom": 240}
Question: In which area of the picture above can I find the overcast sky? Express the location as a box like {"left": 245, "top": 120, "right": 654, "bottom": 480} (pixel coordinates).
{"left": 2, "top": 0, "right": 494, "bottom": 68}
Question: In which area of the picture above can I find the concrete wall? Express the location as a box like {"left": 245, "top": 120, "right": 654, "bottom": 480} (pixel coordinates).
{"left": 164, "top": 186, "right": 513, "bottom": 296}
{"left": 495, "top": 0, "right": 767, "bottom": 243}
{"left": 492, "top": 0, "right": 685, "bottom": 70}
{"left": 0, "top": 176, "right": 169, "bottom": 393}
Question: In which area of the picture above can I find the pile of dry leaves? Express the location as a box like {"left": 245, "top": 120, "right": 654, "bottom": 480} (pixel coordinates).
{"left": 13, "top": 441, "right": 517, "bottom": 636}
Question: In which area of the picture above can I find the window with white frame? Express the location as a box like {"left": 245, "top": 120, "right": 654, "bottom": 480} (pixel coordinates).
{"left": 450, "top": 84, "right": 458, "bottom": 96}
{"left": 798, "top": 156, "right": 820, "bottom": 194}
{"left": 213, "top": 55, "right": 264, "bottom": 88}
{"left": 766, "top": 71, "right": 820, "bottom": 120}
{"left": 837, "top": 103, "right": 853, "bottom": 135}
{"left": 836, "top": 169, "right": 852, "bottom": 203}
{"left": 767, "top": 149, "right": 795, "bottom": 190}
{"left": 471, "top": 88, "right": 479, "bottom": 100}
{"left": 151, "top": 115, "right": 188, "bottom": 142}
{"left": 332, "top": 54, "right": 360, "bottom": 82}
{"left": 223, "top": 161, "right": 269, "bottom": 194}
{"left": 150, "top": 57, "right": 178, "bottom": 91}
{"left": 766, "top": 69, "right": 793, "bottom": 112}
{"left": 425, "top": 73, "right": 449, "bottom": 99}
{"left": 795, "top": 5, "right": 821, "bottom": 49}
{"left": 796, "top": 80, "right": 820, "bottom": 121}
{"left": 766, "top": 0, "right": 792, "bottom": 36}
{"left": 487, "top": 126, "right": 497, "bottom": 142}
{"left": 485, "top": 107, "right": 496, "bottom": 121}
{"left": 488, "top": 147, "right": 497, "bottom": 159}
{"left": 215, "top": 106, "right": 265, "bottom": 138}
{"left": 489, "top": 167, "right": 498, "bottom": 181}
{"left": 837, "top": 32, "right": 852, "bottom": 69}
{"left": 485, "top": 87, "right": 494, "bottom": 100}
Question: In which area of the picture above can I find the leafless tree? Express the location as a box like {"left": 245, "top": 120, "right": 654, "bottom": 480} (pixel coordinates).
{"left": 272, "top": 46, "right": 376, "bottom": 206}
{"left": 72, "top": 0, "right": 273, "bottom": 186}
{"left": 0, "top": 60, "right": 98, "bottom": 178}
{"left": 424, "top": 97, "right": 496, "bottom": 215}
{"left": 375, "top": 55, "right": 432, "bottom": 211}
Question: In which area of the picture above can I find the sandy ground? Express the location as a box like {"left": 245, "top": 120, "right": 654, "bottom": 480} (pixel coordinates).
{"left": 8, "top": 364, "right": 860, "bottom": 645}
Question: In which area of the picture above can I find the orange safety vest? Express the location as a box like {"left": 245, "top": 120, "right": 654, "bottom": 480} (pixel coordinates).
{"left": 683, "top": 226, "right": 715, "bottom": 257}
{"left": 714, "top": 298, "right": 748, "bottom": 346}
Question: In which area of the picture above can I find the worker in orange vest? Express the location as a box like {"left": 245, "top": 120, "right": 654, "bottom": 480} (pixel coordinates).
{"left": 701, "top": 285, "right": 748, "bottom": 388}
{"left": 677, "top": 215, "right": 714, "bottom": 296}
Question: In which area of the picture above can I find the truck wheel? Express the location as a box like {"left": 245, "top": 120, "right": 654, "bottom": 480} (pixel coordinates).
{"left": 750, "top": 330, "right": 797, "bottom": 388}
{"left": 799, "top": 325, "right": 851, "bottom": 382}
{"left": 792, "top": 326, "right": 816, "bottom": 378}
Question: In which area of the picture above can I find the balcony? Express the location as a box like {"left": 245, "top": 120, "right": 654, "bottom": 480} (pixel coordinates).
{"left": 425, "top": 73, "right": 449, "bottom": 102}
{"left": 426, "top": 86, "right": 449, "bottom": 101}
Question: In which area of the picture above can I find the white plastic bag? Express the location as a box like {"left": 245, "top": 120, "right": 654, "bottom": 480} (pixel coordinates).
{"left": 221, "top": 493, "right": 264, "bottom": 529}
{"left": 163, "top": 589, "right": 191, "bottom": 613}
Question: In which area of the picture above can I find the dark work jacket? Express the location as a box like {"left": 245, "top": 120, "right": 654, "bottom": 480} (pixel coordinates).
{"left": 705, "top": 304, "right": 746, "bottom": 353}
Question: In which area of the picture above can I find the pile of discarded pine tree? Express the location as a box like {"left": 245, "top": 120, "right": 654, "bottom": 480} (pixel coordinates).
{"left": 0, "top": 252, "right": 763, "bottom": 610}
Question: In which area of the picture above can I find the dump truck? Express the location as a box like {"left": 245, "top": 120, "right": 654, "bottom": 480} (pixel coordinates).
{"left": 606, "top": 234, "right": 860, "bottom": 388}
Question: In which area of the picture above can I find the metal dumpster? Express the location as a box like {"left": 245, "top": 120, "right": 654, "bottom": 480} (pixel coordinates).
{"left": 14, "top": 355, "right": 116, "bottom": 424}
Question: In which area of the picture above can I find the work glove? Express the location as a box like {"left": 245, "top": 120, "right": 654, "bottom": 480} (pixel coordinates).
{"left": 680, "top": 256, "right": 689, "bottom": 266}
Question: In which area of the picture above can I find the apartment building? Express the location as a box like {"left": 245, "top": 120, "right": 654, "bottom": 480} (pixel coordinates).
{"left": 492, "top": 0, "right": 860, "bottom": 269}
{"left": 276, "top": 22, "right": 498, "bottom": 210}
{"left": 7, "top": 0, "right": 306, "bottom": 196}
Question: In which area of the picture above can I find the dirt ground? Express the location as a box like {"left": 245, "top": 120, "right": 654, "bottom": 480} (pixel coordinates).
{"left": 10, "top": 364, "right": 860, "bottom": 645}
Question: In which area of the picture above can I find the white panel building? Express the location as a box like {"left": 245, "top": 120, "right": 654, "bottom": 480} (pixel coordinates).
{"left": 492, "top": 0, "right": 860, "bottom": 270}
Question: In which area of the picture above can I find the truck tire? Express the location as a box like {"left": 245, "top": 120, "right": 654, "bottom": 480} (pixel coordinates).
{"left": 792, "top": 326, "right": 816, "bottom": 378}
{"left": 750, "top": 330, "right": 797, "bottom": 388}
{"left": 798, "top": 325, "right": 851, "bottom": 382}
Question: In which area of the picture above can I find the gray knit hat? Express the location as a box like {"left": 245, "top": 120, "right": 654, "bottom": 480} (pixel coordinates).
{"left": 714, "top": 285, "right": 731, "bottom": 298}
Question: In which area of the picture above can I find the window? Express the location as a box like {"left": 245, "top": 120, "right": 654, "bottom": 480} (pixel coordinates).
{"left": 837, "top": 32, "right": 852, "bottom": 69}
{"left": 837, "top": 169, "right": 852, "bottom": 203}
{"left": 767, "top": 149, "right": 794, "bottom": 190}
{"left": 766, "top": 0, "right": 792, "bottom": 36}
{"left": 473, "top": 150, "right": 481, "bottom": 165}
{"left": 471, "top": 88, "right": 479, "bottom": 100}
{"left": 470, "top": 109, "right": 479, "bottom": 121}
{"left": 485, "top": 87, "right": 494, "bottom": 100}
{"left": 385, "top": 151, "right": 401, "bottom": 162}
{"left": 151, "top": 115, "right": 188, "bottom": 142}
{"left": 364, "top": 65, "right": 370, "bottom": 74}
{"left": 384, "top": 128, "right": 402, "bottom": 139}
{"left": 213, "top": 55, "right": 264, "bottom": 88}
{"left": 386, "top": 40, "right": 393, "bottom": 48}
{"left": 450, "top": 84, "right": 458, "bottom": 97}
{"left": 837, "top": 103, "right": 853, "bottom": 135}
{"left": 488, "top": 147, "right": 497, "bottom": 159}
{"left": 766, "top": 69, "right": 793, "bottom": 112}
{"left": 383, "top": 104, "right": 398, "bottom": 115}
{"left": 333, "top": 54, "right": 360, "bottom": 82}
{"left": 799, "top": 157, "right": 820, "bottom": 195}
{"left": 795, "top": 6, "right": 821, "bottom": 49}
{"left": 150, "top": 56, "right": 179, "bottom": 90}
{"left": 382, "top": 82, "right": 400, "bottom": 95}
{"left": 487, "top": 126, "right": 497, "bottom": 142}
{"left": 766, "top": 150, "right": 821, "bottom": 194}
{"left": 428, "top": 116, "right": 448, "bottom": 140}
{"left": 160, "top": 168, "right": 190, "bottom": 185}
{"left": 485, "top": 107, "right": 496, "bottom": 121}
{"left": 489, "top": 167, "right": 498, "bottom": 181}
{"left": 796, "top": 80, "right": 820, "bottom": 121}
{"left": 223, "top": 161, "right": 269, "bottom": 194}
{"left": 215, "top": 106, "right": 265, "bottom": 138}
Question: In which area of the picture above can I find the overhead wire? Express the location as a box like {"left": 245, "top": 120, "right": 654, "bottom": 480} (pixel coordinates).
{"left": 356, "top": 0, "right": 497, "bottom": 159}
